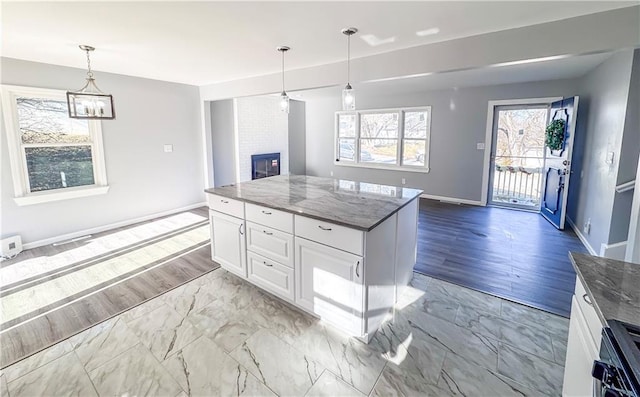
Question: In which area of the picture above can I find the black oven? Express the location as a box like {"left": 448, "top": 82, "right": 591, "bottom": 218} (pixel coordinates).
{"left": 592, "top": 321, "right": 640, "bottom": 397}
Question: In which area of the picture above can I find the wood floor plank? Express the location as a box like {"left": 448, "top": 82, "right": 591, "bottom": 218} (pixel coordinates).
{"left": 414, "top": 199, "right": 586, "bottom": 317}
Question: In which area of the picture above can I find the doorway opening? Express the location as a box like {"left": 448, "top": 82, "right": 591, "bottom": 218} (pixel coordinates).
{"left": 488, "top": 104, "right": 549, "bottom": 210}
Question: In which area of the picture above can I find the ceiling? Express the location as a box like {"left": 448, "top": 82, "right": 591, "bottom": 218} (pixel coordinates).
{"left": 295, "top": 52, "right": 613, "bottom": 99}
{"left": 2, "top": 2, "right": 636, "bottom": 86}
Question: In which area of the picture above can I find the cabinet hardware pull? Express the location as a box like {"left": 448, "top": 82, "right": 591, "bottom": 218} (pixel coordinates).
{"left": 262, "top": 210, "right": 272, "bottom": 215}
{"left": 318, "top": 225, "right": 332, "bottom": 231}
{"left": 221, "top": 199, "right": 229, "bottom": 204}
{"left": 239, "top": 224, "right": 244, "bottom": 235}
{"left": 356, "top": 260, "right": 360, "bottom": 277}
{"left": 582, "top": 293, "right": 592, "bottom": 306}
{"left": 263, "top": 261, "right": 273, "bottom": 267}
{"left": 263, "top": 230, "right": 273, "bottom": 235}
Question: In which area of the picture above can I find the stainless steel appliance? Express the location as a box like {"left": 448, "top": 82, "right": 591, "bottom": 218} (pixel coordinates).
{"left": 592, "top": 320, "right": 640, "bottom": 397}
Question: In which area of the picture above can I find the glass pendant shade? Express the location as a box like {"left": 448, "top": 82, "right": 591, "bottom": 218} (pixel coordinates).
{"left": 67, "top": 45, "right": 115, "bottom": 120}
{"left": 342, "top": 84, "right": 355, "bottom": 111}
{"left": 280, "top": 91, "right": 290, "bottom": 114}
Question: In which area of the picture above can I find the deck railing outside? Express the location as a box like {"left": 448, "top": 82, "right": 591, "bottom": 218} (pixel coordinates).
{"left": 492, "top": 164, "right": 542, "bottom": 207}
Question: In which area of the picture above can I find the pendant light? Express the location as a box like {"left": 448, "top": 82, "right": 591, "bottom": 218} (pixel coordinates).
{"left": 341, "top": 27, "right": 358, "bottom": 111}
{"left": 67, "top": 45, "right": 115, "bottom": 119}
{"left": 277, "top": 46, "right": 290, "bottom": 114}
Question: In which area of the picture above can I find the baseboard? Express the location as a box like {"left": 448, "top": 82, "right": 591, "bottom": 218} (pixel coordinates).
{"left": 599, "top": 241, "right": 627, "bottom": 260}
{"left": 420, "top": 193, "right": 483, "bottom": 206}
{"left": 22, "top": 202, "right": 207, "bottom": 250}
{"left": 566, "top": 217, "right": 597, "bottom": 256}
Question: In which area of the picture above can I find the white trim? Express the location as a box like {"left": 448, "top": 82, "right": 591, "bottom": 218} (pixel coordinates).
{"left": 14, "top": 185, "right": 109, "bottom": 206}
{"left": 599, "top": 241, "right": 627, "bottom": 260}
{"left": 22, "top": 202, "right": 207, "bottom": 250}
{"left": 233, "top": 98, "right": 241, "bottom": 183}
{"left": 566, "top": 217, "right": 597, "bottom": 256}
{"left": 626, "top": 154, "right": 640, "bottom": 262}
{"left": 481, "top": 97, "right": 563, "bottom": 206}
{"left": 420, "top": 193, "right": 482, "bottom": 206}
{"left": 335, "top": 161, "right": 430, "bottom": 174}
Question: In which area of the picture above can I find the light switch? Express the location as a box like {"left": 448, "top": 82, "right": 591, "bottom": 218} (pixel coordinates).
{"left": 477, "top": 143, "right": 485, "bottom": 150}
{"left": 164, "top": 144, "right": 173, "bottom": 153}
{"left": 605, "top": 151, "right": 614, "bottom": 164}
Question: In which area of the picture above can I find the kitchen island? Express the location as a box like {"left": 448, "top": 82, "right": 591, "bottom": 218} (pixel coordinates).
{"left": 204, "top": 175, "right": 422, "bottom": 342}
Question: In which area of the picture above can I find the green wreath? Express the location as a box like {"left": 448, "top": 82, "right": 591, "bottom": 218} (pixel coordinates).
{"left": 545, "top": 119, "right": 566, "bottom": 151}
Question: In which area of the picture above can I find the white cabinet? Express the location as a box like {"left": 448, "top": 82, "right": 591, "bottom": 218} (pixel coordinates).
{"left": 295, "top": 237, "right": 363, "bottom": 336}
{"left": 210, "top": 210, "right": 247, "bottom": 278}
{"left": 562, "top": 276, "right": 602, "bottom": 397}
{"left": 247, "top": 251, "right": 294, "bottom": 301}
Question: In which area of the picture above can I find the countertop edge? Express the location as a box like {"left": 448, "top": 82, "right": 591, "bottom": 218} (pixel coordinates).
{"left": 204, "top": 188, "right": 423, "bottom": 232}
{"left": 569, "top": 252, "right": 611, "bottom": 326}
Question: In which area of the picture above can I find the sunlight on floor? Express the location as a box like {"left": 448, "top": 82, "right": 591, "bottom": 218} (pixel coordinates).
{"left": 0, "top": 213, "right": 209, "bottom": 327}
{"left": 0, "top": 212, "right": 207, "bottom": 287}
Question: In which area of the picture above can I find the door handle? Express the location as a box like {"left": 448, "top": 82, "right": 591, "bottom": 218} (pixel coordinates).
{"left": 221, "top": 199, "right": 229, "bottom": 204}
{"left": 263, "top": 261, "right": 273, "bottom": 267}
{"left": 263, "top": 230, "right": 273, "bottom": 235}
{"left": 318, "top": 225, "right": 332, "bottom": 231}
{"left": 356, "top": 260, "right": 360, "bottom": 277}
{"left": 556, "top": 183, "right": 565, "bottom": 193}
{"left": 583, "top": 293, "right": 593, "bottom": 306}
{"left": 261, "top": 210, "right": 272, "bottom": 215}
{"left": 239, "top": 223, "right": 244, "bottom": 235}
{"left": 563, "top": 160, "right": 569, "bottom": 166}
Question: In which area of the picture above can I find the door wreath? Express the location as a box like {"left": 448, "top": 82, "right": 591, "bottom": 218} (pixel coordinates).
{"left": 545, "top": 119, "right": 566, "bottom": 151}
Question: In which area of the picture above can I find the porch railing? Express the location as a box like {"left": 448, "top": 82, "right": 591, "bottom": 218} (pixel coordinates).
{"left": 492, "top": 165, "right": 542, "bottom": 207}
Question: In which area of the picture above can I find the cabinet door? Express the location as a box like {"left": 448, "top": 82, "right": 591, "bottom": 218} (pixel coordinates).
{"left": 562, "top": 296, "right": 599, "bottom": 397}
{"left": 210, "top": 210, "right": 247, "bottom": 278}
{"left": 295, "top": 237, "right": 363, "bottom": 336}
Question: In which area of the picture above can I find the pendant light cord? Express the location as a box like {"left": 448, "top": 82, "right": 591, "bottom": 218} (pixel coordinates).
{"left": 347, "top": 33, "right": 351, "bottom": 85}
{"left": 281, "top": 50, "right": 285, "bottom": 93}
{"left": 85, "top": 49, "right": 94, "bottom": 79}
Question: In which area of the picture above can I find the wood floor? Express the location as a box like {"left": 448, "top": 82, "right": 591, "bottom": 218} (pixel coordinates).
{"left": 415, "top": 199, "right": 587, "bottom": 317}
{"left": 0, "top": 208, "right": 218, "bottom": 369}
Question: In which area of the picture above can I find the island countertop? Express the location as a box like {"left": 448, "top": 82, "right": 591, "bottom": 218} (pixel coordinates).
{"left": 569, "top": 252, "right": 640, "bottom": 328}
{"left": 204, "top": 175, "right": 423, "bottom": 231}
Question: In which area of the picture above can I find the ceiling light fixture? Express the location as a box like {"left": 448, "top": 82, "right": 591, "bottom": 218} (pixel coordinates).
{"left": 67, "top": 45, "right": 115, "bottom": 120}
{"left": 277, "top": 46, "right": 290, "bottom": 114}
{"left": 341, "top": 27, "right": 358, "bottom": 111}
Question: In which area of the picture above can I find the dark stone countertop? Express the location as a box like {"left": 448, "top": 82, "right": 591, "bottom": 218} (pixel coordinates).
{"left": 204, "top": 175, "right": 423, "bottom": 231}
{"left": 570, "top": 252, "right": 640, "bottom": 327}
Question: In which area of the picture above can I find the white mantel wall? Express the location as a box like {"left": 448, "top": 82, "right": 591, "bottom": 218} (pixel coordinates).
{"left": 235, "top": 97, "right": 289, "bottom": 183}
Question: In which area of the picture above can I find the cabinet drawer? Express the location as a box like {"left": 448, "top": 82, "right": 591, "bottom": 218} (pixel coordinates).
{"left": 207, "top": 194, "right": 244, "bottom": 218}
{"left": 574, "top": 275, "right": 603, "bottom": 344}
{"left": 246, "top": 222, "right": 294, "bottom": 268}
{"left": 246, "top": 203, "right": 293, "bottom": 234}
{"left": 295, "top": 216, "right": 364, "bottom": 256}
{"left": 247, "top": 251, "right": 294, "bottom": 302}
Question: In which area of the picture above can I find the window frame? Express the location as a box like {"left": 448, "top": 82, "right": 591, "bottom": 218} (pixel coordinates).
{"left": 1, "top": 85, "right": 109, "bottom": 206}
{"left": 334, "top": 106, "right": 431, "bottom": 173}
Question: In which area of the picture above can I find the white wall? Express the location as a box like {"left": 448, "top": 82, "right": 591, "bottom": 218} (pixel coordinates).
{"left": 210, "top": 99, "right": 236, "bottom": 187}
{"left": 235, "top": 96, "right": 289, "bottom": 182}
{"left": 567, "top": 50, "right": 635, "bottom": 253}
{"left": 303, "top": 78, "right": 578, "bottom": 202}
{"left": 1, "top": 57, "right": 204, "bottom": 245}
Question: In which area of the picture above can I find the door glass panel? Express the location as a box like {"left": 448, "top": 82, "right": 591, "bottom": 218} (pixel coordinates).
{"left": 490, "top": 107, "right": 547, "bottom": 209}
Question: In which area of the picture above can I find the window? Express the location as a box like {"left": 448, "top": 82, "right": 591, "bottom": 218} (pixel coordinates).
{"left": 1, "top": 85, "right": 108, "bottom": 205}
{"left": 335, "top": 106, "right": 431, "bottom": 172}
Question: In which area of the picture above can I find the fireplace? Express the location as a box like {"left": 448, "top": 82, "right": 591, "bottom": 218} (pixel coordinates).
{"left": 251, "top": 152, "right": 280, "bottom": 180}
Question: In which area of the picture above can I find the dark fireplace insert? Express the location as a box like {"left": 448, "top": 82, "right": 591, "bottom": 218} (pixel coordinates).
{"left": 251, "top": 152, "right": 280, "bottom": 180}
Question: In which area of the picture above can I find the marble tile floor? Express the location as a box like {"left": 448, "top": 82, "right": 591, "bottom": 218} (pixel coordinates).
{"left": 0, "top": 268, "right": 570, "bottom": 397}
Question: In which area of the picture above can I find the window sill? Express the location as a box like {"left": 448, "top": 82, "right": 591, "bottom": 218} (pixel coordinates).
{"left": 334, "top": 161, "right": 430, "bottom": 173}
{"left": 13, "top": 185, "right": 110, "bottom": 206}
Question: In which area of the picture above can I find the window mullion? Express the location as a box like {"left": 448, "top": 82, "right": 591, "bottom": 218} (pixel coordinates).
{"left": 398, "top": 110, "right": 405, "bottom": 166}
{"left": 355, "top": 111, "right": 361, "bottom": 164}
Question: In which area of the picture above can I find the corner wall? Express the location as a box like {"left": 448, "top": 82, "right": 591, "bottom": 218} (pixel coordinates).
{"left": 567, "top": 50, "right": 635, "bottom": 253}
{"left": 1, "top": 57, "right": 204, "bottom": 245}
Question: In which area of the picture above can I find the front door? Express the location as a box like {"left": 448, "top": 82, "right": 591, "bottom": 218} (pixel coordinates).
{"left": 540, "top": 97, "right": 579, "bottom": 230}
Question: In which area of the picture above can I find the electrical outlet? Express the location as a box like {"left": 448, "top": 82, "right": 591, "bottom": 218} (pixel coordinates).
{"left": 401, "top": 178, "right": 406, "bottom": 185}
{"left": 164, "top": 144, "right": 173, "bottom": 153}
{"left": 330, "top": 171, "right": 334, "bottom": 177}
{"left": 583, "top": 219, "right": 591, "bottom": 235}
{"left": 477, "top": 143, "right": 485, "bottom": 150}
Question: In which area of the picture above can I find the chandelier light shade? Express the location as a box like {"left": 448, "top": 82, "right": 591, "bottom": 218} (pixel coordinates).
{"left": 277, "top": 46, "right": 290, "bottom": 114}
{"left": 67, "top": 45, "right": 115, "bottom": 120}
{"left": 342, "top": 27, "right": 358, "bottom": 111}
